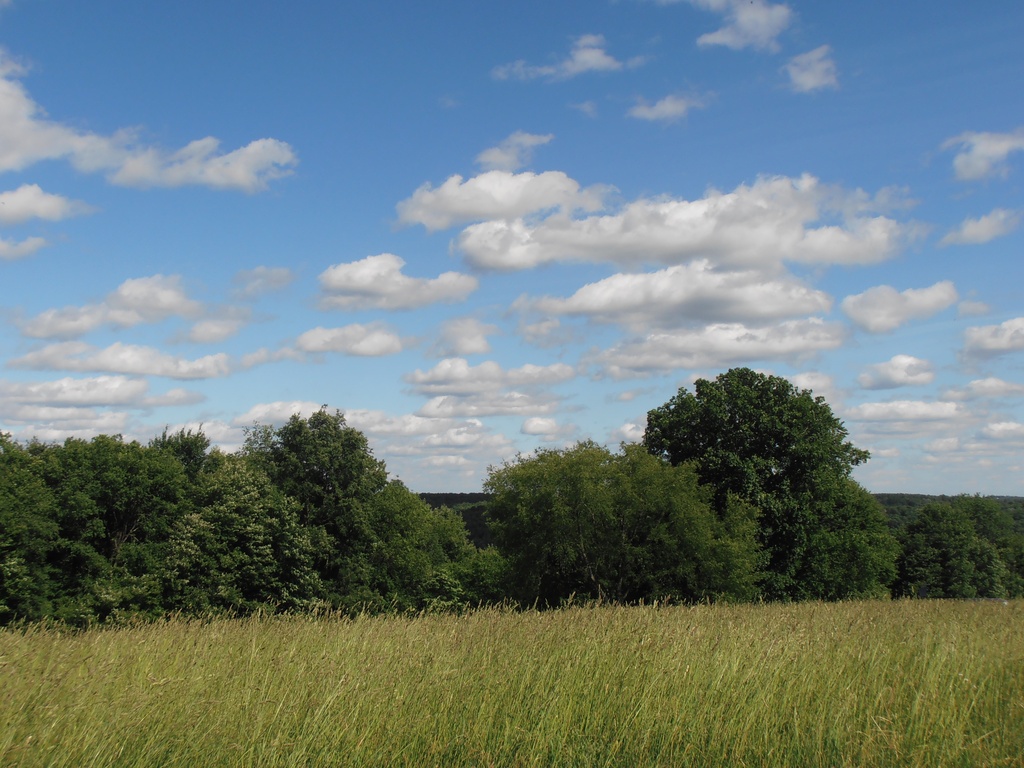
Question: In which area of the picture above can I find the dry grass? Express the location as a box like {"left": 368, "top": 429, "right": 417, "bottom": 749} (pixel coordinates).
{"left": 2, "top": 600, "right": 1022, "bottom": 766}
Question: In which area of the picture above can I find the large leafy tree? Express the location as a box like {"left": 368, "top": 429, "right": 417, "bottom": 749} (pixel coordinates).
{"left": 644, "top": 367, "right": 893, "bottom": 600}
{"left": 485, "top": 441, "right": 760, "bottom": 606}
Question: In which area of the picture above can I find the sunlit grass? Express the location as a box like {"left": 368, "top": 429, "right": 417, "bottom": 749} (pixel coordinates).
{"left": 2, "top": 600, "right": 1022, "bottom": 766}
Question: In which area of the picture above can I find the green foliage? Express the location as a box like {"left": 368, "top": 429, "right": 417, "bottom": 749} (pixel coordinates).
{"left": 896, "top": 499, "right": 1013, "bottom": 599}
{"left": 644, "top": 367, "right": 893, "bottom": 600}
{"left": 165, "top": 454, "right": 321, "bottom": 614}
{"left": 485, "top": 441, "right": 760, "bottom": 605}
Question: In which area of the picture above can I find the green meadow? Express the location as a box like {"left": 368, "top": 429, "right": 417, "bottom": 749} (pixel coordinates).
{"left": 2, "top": 600, "right": 1022, "bottom": 767}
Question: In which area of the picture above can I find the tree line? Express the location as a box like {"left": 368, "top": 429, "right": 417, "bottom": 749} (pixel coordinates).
{"left": 2, "top": 368, "right": 1022, "bottom": 625}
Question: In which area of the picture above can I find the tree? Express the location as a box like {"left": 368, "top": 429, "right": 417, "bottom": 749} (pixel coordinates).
{"left": 896, "top": 502, "right": 1009, "bottom": 598}
{"left": 485, "top": 441, "right": 760, "bottom": 606}
{"left": 644, "top": 367, "right": 893, "bottom": 600}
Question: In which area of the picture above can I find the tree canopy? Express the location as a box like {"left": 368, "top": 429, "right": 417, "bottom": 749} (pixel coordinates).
{"left": 644, "top": 367, "right": 894, "bottom": 600}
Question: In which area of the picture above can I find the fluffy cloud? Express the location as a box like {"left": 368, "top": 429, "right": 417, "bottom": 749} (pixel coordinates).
{"left": 593, "top": 318, "right": 846, "bottom": 378}
{"left": 627, "top": 94, "right": 703, "bottom": 122}
{"left": 0, "top": 375, "right": 149, "bottom": 406}
{"left": 396, "top": 170, "right": 607, "bottom": 232}
{"left": 944, "top": 377, "right": 1024, "bottom": 401}
{"left": 10, "top": 341, "right": 231, "bottom": 379}
{"left": 476, "top": 131, "right": 554, "bottom": 172}
{"left": 846, "top": 400, "right": 963, "bottom": 422}
{"left": 939, "top": 208, "right": 1020, "bottom": 246}
{"left": 186, "top": 312, "right": 250, "bottom": 344}
{"left": 679, "top": 0, "right": 794, "bottom": 52}
{"left": 317, "top": 253, "right": 477, "bottom": 310}
{"left": 492, "top": 34, "right": 633, "bottom": 81}
{"left": 530, "top": 260, "right": 831, "bottom": 330}
{"left": 521, "top": 416, "right": 575, "bottom": 442}
{"left": 0, "top": 50, "right": 296, "bottom": 192}
{"left": 841, "top": 281, "right": 958, "bottom": 333}
{"left": 232, "top": 266, "right": 294, "bottom": 299}
{"left": 418, "top": 391, "right": 561, "bottom": 419}
{"left": 295, "top": 323, "right": 404, "bottom": 356}
{"left": 784, "top": 45, "right": 838, "bottom": 93}
{"left": 857, "top": 355, "right": 934, "bottom": 390}
{"left": 457, "top": 174, "right": 917, "bottom": 271}
{"left": 981, "top": 421, "right": 1024, "bottom": 441}
{"left": 406, "top": 357, "right": 576, "bottom": 396}
{"left": 0, "top": 235, "right": 46, "bottom": 260}
{"left": 21, "top": 274, "right": 202, "bottom": 339}
{"left": 432, "top": 317, "right": 498, "bottom": 357}
{"left": 942, "top": 128, "right": 1024, "bottom": 181}
{"left": 0, "top": 184, "right": 94, "bottom": 225}
{"left": 231, "top": 400, "right": 323, "bottom": 426}
{"left": 962, "top": 317, "right": 1024, "bottom": 360}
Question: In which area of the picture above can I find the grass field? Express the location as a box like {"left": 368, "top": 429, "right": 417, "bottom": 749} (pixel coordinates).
{"left": 2, "top": 600, "right": 1022, "bottom": 767}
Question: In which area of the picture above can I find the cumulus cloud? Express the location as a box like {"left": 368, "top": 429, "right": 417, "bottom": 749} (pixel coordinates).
{"left": 457, "top": 174, "right": 919, "bottom": 271}
{"left": 0, "top": 184, "right": 94, "bottom": 225}
{"left": 784, "top": 45, "right": 838, "bottom": 93}
{"left": 492, "top": 34, "right": 634, "bottom": 81}
{"left": 232, "top": 400, "right": 323, "bottom": 427}
{"left": 846, "top": 400, "right": 963, "bottom": 422}
{"left": 0, "top": 375, "right": 149, "bottom": 406}
{"left": 521, "top": 416, "right": 575, "bottom": 442}
{"left": 396, "top": 170, "right": 608, "bottom": 232}
{"left": 529, "top": 260, "right": 832, "bottom": 331}
{"left": 944, "top": 377, "right": 1024, "bottom": 401}
{"left": 20, "top": 274, "right": 202, "bottom": 339}
{"left": 406, "top": 357, "right": 576, "bottom": 397}
{"left": 186, "top": 311, "right": 250, "bottom": 344}
{"left": 317, "top": 253, "right": 477, "bottom": 310}
{"left": 679, "top": 0, "right": 794, "bottom": 52}
{"left": 858, "top": 355, "right": 934, "bottom": 390}
{"left": 476, "top": 131, "right": 554, "bottom": 172}
{"left": 432, "top": 317, "right": 498, "bottom": 357}
{"left": 627, "top": 94, "right": 703, "bottom": 122}
{"left": 232, "top": 266, "right": 294, "bottom": 299}
{"left": 294, "top": 323, "right": 404, "bottom": 356}
{"left": 10, "top": 341, "right": 231, "bottom": 379}
{"left": 981, "top": 421, "right": 1024, "bottom": 441}
{"left": 841, "top": 281, "right": 958, "bottom": 333}
{"left": 942, "top": 128, "right": 1024, "bottom": 181}
{"left": 0, "top": 235, "right": 46, "bottom": 260}
{"left": 0, "top": 49, "right": 296, "bottom": 192}
{"left": 962, "top": 317, "right": 1024, "bottom": 360}
{"left": 939, "top": 208, "right": 1020, "bottom": 246}
{"left": 593, "top": 318, "right": 846, "bottom": 378}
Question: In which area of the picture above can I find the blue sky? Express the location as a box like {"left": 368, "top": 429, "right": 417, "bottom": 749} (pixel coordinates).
{"left": 1, "top": 0, "right": 1022, "bottom": 494}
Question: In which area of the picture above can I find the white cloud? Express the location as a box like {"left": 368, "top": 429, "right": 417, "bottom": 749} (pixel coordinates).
{"left": 232, "top": 400, "right": 323, "bottom": 427}
{"left": 0, "top": 235, "right": 46, "bottom": 260}
{"left": 682, "top": 0, "right": 794, "bottom": 52}
{"left": 418, "top": 391, "right": 561, "bottom": 419}
{"left": 317, "top": 253, "right": 477, "bottom": 310}
{"left": 981, "top": 421, "right": 1024, "bottom": 441}
{"left": 458, "top": 174, "right": 918, "bottom": 271}
{"left": 784, "top": 45, "right": 838, "bottom": 93}
{"left": 939, "top": 208, "right": 1020, "bottom": 246}
{"left": 944, "top": 377, "right": 1024, "bottom": 401}
{"left": 0, "top": 375, "right": 149, "bottom": 406}
{"left": 406, "top": 357, "right": 576, "bottom": 396}
{"left": 0, "top": 49, "right": 296, "bottom": 192}
{"left": 958, "top": 300, "right": 990, "bottom": 317}
{"left": 942, "top": 128, "right": 1024, "bottom": 181}
{"left": 841, "top": 281, "right": 958, "bottom": 333}
{"left": 476, "top": 131, "right": 554, "bottom": 172}
{"left": 10, "top": 341, "right": 231, "bottom": 379}
{"left": 530, "top": 260, "right": 832, "bottom": 330}
{"left": 593, "top": 318, "right": 846, "bottom": 378}
{"left": 396, "top": 170, "right": 608, "bottom": 232}
{"left": 628, "top": 94, "right": 703, "bottom": 122}
{"left": 187, "top": 312, "right": 249, "bottom": 344}
{"left": 847, "top": 400, "right": 963, "bottom": 422}
{"left": 295, "top": 323, "right": 404, "bottom": 356}
{"left": 521, "top": 416, "right": 575, "bottom": 442}
{"left": 232, "top": 266, "right": 294, "bottom": 299}
{"left": 492, "top": 34, "right": 631, "bottom": 81}
{"left": 21, "top": 274, "right": 202, "bottom": 339}
{"left": 858, "top": 355, "right": 934, "bottom": 390}
{"left": 0, "top": 184, "right": 94, "bottom": 224}
{"left": 962, "top": 317, "right": 1024, "bottom": 360}
{"left": 432, "top": 317, "right": 498, "bottom": 357}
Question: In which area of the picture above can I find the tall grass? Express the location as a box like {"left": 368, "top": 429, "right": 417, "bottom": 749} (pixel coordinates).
{"left": 2, "top": 600, "right": 1022, "bottom": 766}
